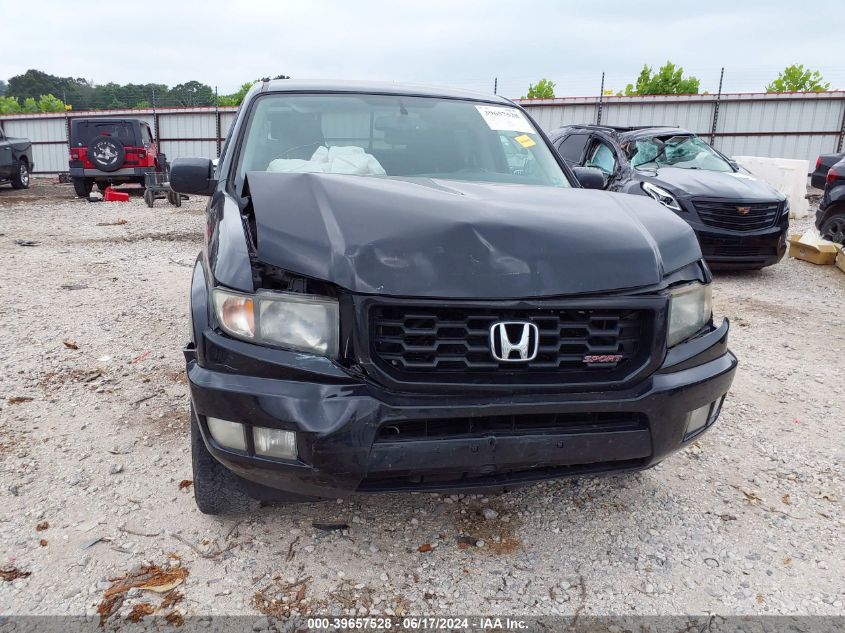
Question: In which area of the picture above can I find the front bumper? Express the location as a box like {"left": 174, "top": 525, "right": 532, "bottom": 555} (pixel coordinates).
{"left": 696, "top": 225, "right": 788, "bottom": 270}
{"left": 186, "top": 320, "right": 737, "bottom": 497}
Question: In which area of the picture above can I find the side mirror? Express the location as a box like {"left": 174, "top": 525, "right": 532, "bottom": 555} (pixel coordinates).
{"left": 572, "top": 166, "right": 606, "bottom": 190}
{"left": 170, "top": 157, "right": 216, "bottom": 196}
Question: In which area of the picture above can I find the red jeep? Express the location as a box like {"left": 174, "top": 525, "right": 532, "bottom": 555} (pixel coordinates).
{"left": 68, "top": 118, "right": 166, "bottom": 197}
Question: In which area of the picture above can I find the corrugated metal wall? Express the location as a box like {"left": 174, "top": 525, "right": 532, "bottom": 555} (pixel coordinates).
{"left": 2, "top": 92, "right": 844, "bottom": 173}
{"left": 0, "top": 106, "right": 238, "bottom": 174}
{"left": 519, "top": 92, "right": 845, "bottom": 164}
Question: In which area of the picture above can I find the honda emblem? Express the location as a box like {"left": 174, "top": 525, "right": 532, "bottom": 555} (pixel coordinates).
{"left": 489, "top": 322, "right": 539, "bottom": 362}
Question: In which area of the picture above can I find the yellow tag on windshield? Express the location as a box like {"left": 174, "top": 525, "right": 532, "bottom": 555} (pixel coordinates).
{"left": 514, "top": 134, "right": 536, "bottom": 148}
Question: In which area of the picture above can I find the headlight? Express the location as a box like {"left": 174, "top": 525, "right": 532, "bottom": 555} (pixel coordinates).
{"left": 642, "top": 182, "right": 682, "bottom": 212}
{"left": 212, "top": 287, "right": 339, "bottom": 357}
{"left": 781, "top": 199, "right": 790, "bottom": 217}
{"left": 667, "top": 282, "right": 712, "bottom": 347}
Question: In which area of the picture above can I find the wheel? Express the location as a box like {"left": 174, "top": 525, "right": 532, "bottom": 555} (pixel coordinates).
{"left": 167, "top": 190, "right": 182, "bottom": 207}
{"left": 820, "top": 211, "right": 845, "bottom": 245}
{"left": 10, "top": 159, "right": 30, "bottom": 190}
{"left": 72, "top": 177, "right": 94, "bottom": 197}
{"left": 143, "top": 189, "right": 155, "bottom": 208}
{"left": 96, "top": 181, "right": 109, "bottom": 193}
{"left": 86, "top": 137, "right": 125, "bottom": 173}
{"left": 191, "top": 406, "right": 255, "bottom": 515}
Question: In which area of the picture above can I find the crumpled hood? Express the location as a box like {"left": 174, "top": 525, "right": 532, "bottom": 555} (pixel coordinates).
{"left": 246, "top": 172, "right": 701, "bottom": 298}
{"left": 643, "top": 167, "right": 784, "bottom": 201}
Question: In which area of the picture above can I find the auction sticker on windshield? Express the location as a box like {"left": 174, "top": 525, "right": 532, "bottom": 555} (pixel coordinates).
{"left": 476, "top": 105, "right": 534, "bottom": 133}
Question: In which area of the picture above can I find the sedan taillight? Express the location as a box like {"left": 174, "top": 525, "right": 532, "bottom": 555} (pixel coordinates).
{"left": 828, "top": 168, "right": 839, "bottom": 186}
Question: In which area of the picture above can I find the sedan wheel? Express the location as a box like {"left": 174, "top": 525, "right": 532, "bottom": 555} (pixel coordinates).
{"left": 821, "top": 213, "right": 845, "bottom": 245}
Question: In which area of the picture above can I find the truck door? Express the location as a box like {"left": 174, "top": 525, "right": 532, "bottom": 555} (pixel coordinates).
{"left": 0, "top": 128, "right": 13, "bottom": 179}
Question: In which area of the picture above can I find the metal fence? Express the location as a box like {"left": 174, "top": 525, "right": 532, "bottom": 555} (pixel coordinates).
{"left": 0, "top": 106, "right": 238, "bottom": 174}
{"left": 2, "top": 91, "right": 844, "bottom": 174}
{"left": 517, "top": 91, "right": 845, "bottom": 164}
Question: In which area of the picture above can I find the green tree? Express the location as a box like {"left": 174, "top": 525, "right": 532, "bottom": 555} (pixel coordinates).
{"left": 7, "top": 70, "right": 94, "bottom": 109}
{"left": 8, "top": 69, "right": 68, "bottom": 100}
{"left": 0, "top": 96, "right": 21, "bottom": 114}
{"left": 168, "top": 81, "right": 215, "bottom": 107}
{"left": 623, "top": 62, "right": 700, "bottom": 95}
{"left": 522, "top": 78, "right": 555, "bottom": 99}
{"left": 219, "top": 81, "right": 258, "bottom": 106}
{"left": 37, "top": 94, "right": 66, "bottom": 112}
{"left": 22, "top": 97, "right": 39, "bottom": 113}
{"left": 766, "top": 64, "right": 830, "bottom": 92}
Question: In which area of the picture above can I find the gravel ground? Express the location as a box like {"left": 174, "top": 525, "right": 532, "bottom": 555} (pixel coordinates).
{"left": 0, "top": 181, "right": 843, "bottom": 621}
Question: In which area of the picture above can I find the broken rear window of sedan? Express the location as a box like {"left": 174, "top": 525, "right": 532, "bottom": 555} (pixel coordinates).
{"left": 236, "top": 94, "right": 569, "bottom": 188}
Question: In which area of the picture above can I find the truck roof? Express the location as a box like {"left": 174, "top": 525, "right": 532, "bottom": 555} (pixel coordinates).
{"left": 259, "top": 79, "right": 512, "bottom": 105}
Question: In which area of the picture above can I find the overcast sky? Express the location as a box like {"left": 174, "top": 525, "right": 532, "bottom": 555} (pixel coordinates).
{"left": 3, "top": 0, "right": 842, "bottom": 98}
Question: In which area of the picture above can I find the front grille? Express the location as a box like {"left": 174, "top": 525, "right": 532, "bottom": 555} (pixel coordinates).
{"left": 370, "top": 304, "right": 650, "bottom": 384}
{"left": 699, "top": 238, "right": 777, "bottom": 259}
{"left": 693, "top": 199, "right": 781, "bottom": 232}
{"left": 375, "top": 412, "right": 647, "bottom": 442}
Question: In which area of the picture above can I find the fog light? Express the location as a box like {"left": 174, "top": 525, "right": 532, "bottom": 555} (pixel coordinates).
{"left": 207, "top": 416, "right": 247, "bottom": 451}
{"left": 685, "top": 403, "right": 712, "bottom": 437}
{"left": 684, "top": 394, "right": 727, "bottom": 439}
{"left": 253, "top": 427, "right": 297, "bottom": 460}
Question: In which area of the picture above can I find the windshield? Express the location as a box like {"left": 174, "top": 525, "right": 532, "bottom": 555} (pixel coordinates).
{"left": 236, "top": 94, "right": 570, "bottom": 187}
{"left": 626, "top": 135, "right": 734, "bottom": 172}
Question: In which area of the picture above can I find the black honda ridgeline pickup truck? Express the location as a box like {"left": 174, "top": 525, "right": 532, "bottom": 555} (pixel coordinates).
{"left": 171, "top": 80, "right": 737, "bottom": 514}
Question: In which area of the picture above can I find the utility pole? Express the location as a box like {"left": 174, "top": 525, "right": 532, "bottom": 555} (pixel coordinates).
{"left": 63, "top": 89, "right": 71, "bottom": 177}
{"left": 493, "top": 77, "right": 498, "bottom": 95}
{"left": 596, "top": 72, "right": 605, "bottom": 125}
{"left": 215, "top": 86, "right": 222, "bottom": 157}
{"left": 710, "top": 67, "right": 724, "bottom": 146}
{"left": 152, "top": 87, "right": 159, "bottom": 145}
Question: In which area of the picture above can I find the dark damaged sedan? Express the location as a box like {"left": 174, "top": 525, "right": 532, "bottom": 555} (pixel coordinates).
{"left": 170, "top": 80, "right": 737, "bottom": 514}
{"left": 550, "top": 125, "right": 790, "bottom": 270}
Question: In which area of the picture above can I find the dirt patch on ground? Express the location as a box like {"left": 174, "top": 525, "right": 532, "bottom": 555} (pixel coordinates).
{"left": 37, "top": 367, "right": 106, "bottom": 388}
{"left": 144, "top": 408, "right": 190, "bottom": 436}
{"left": 165, "top": 369, "right": 187, "bottom": 385}
{"left": 716, "top": 293, "right": 811, "bottom": 321}
{"left": 453, "top": 501, "right": 523, "bottom": 555}
{"left": 80, "top": 230, "right": 202, "bottom": 244}
{"left": 0, "top": 181, "right": 73, "bottom": 205}
{"left": 253, "top": 576, "right": 412, "bottom": 619}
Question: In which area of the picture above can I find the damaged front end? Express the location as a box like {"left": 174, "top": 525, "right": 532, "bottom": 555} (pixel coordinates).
{"left": 180, "top": 169, "right": 734, "bottom": 500}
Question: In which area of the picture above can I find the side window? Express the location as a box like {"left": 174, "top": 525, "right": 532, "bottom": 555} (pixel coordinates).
{"left": 141, "top": 125, "right": 153, "bottom": 145}
{"left": 586, "top": 140, "right": 616, "bottom": 174}
{"left": 556, "top": 133, "right": 589, "bottom": 164}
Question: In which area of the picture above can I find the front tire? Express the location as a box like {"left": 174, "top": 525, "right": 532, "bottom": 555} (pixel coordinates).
{"left": 72, "top": 177, "right": 94, "bottom": 198}
{"left": 191, "top": 406, "right": 255, "bottom": 515}
{"left": 11, "top": 159, "right": 30, "bottom": 190}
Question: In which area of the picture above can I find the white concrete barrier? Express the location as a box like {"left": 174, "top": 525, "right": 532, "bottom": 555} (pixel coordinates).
{"left": 732, "top": 156, "right": 809, "bottom": 219}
